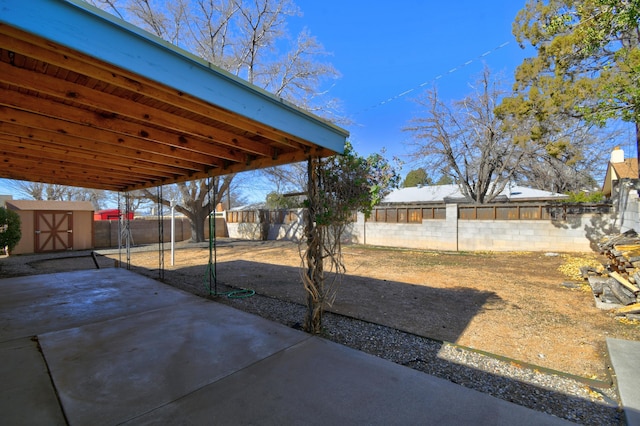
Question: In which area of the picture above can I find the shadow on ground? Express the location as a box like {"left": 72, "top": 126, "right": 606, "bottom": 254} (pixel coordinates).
{"left": 205, "top": 259, "right": 499, "bottom": 344}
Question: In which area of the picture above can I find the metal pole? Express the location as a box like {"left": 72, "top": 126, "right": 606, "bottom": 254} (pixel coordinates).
{"left": 125, "top": 192, "right": 131, "bottom": 270}
{"left": 157, "top": 186, "right": 164, "bottom": 280}
{"left": 171, "top": 199, "right": 175, "bottom": 266}
{"left": 117, "top": 192, "right": 122, "bottom": 268}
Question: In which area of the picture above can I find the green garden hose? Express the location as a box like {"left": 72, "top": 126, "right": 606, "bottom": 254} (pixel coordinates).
{"left": 203, "top": 199, "right": 254, "bottom": 299}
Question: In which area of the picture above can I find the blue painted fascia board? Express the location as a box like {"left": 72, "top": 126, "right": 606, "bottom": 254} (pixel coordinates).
{"left": 0, "top": 0, "right": 347, "bottom": 153}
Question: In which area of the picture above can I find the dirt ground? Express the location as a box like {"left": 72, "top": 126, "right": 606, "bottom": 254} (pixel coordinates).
{"left": 10, "top": 239, "right": 640, "bottom": 382}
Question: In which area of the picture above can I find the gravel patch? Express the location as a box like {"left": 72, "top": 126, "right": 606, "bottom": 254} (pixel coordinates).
{"left": 213, "top": 291, "right": 624, "bottom": 426}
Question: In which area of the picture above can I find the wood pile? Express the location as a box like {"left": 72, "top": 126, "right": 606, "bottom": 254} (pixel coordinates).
{"left": 586, "top": 230, "right": 640, "bottom": 319}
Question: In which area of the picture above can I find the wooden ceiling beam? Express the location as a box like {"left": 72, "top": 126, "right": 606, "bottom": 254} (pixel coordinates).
{"left": 0, "top": 149, "right": 157, "bottom": 183}
{"left": 0, "top": 7, "right": 347, "bottom": 192}
{"left": 0, "top": 107, "right": 222, "bottom": 170}
{"left": 127, "top": 146, "right": 333, "bottom": 191}
{"left": 0, "top": 136, "right": 178, "bottom": 180}
{"left": 0, "top": 122, "right": 196, "bottom": 176}
{"left": 0, "top": 58, "right": 280, "bottom": 160}
{"left": 0, "top": 90, "right": 248, "bottom": 165}
{"left": 0, "top": 153, "right": 147, "bottom": 190}
{"left": 0, "top": 27, "right": 317, "bottom": 152}
{"left": 0, "top": 169, "right": 124, "bottom": 191}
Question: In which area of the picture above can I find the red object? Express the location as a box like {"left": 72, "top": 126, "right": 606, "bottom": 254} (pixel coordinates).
{"left": 94, "top": 209, "right": 134, "bottom": 221}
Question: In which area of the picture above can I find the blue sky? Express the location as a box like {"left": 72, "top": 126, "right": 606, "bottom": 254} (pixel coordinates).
{"left": 291, "top": 1, "right": 534, "bottom": 166}
{"left": 1, "top": 1, "right": 633, "bottom": 200}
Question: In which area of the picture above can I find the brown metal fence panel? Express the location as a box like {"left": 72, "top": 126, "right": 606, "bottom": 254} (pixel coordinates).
{"left": 397, "top": 208, "right": 407, "bottom": 223}
{"left": 519, "top": 206, "right": 543, "bottom": 220}
{"left": 228, "top": 203, "right": 611, "bottom": 225}
{"left": 227, "top": 211, "right": 257, "bottom": 223}
{"left": 478, "top": 206, "right": 497, "bottom": 220}
{"left": 496, "top": 206, "right": 519, "bottom": 220}
{"left": 386, "top": 209, "right": 398, "bottom": 223}
{"left": 408, "top": 208, "right": 422, "bottom": 223}
{"left": 459, "top": 206, "right": 476, "bottom": 220}
{"left": 433, "top": 207, "right": 446, "bottom": 219}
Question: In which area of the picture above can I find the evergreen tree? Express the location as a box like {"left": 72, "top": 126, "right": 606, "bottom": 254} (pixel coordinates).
{"left": 402, "top": 168, "right": 431, "bottom": 187}
{"left": 500, "top": 0, "right": 640, "bottom": 167}
{"left": 0, "top": 207, "right": 21, "bottom": 254}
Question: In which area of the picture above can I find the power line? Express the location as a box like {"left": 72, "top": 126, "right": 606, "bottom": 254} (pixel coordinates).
{"left": 357, "top": 41, "right": 511, "bottom": 115}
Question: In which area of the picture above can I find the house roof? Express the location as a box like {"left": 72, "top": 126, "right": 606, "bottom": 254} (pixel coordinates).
{"left": 0, "top": 0, "right": 348, "bottom": 192}
{"left": 602, "top": 158, "right": 639, "bottom": 196}
{"left": 382, "top": 184, "right": 568, "bottom": 204}
{"left": 612, "top": 158, "right": 639, "bottom": 179}
{"left": 6, "top": 200, "right": 94, "bottom": 211}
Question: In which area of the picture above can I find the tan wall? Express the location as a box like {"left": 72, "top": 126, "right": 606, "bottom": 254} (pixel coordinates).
{"left": 11, "top": 210, "right": 34, "bottom": 255}
{"left": 72, "top": 211, "right": 95, "bottom": 251}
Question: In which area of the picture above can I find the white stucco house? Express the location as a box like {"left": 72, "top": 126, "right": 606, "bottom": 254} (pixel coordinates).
{"left": 382, "top": 184, "right": 568, "bottom": 204}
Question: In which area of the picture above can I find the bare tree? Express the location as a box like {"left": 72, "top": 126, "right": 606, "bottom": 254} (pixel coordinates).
{"left": 87, "top": 0, "right": 341, "bottom": 241}
{"left": 261, "top": 162, "right": 307, "bottom": 194}
{"left": 509, "top": 123, "right": 618, "bottom": 194}
{"left": 405, "top": 68, "right": 524, "bottom": 204}
{"left": 7, "top": 181, "right": 107, "bottom": 209}
{"left": 140, "top": 176, "right": 233, "bottom": 242}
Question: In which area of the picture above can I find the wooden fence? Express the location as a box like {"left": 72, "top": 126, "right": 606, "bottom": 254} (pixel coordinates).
{"left": 367, "top": 203, "right": 612, "bottom": 223}
{"left": 226, "top": 209, "right": 302, "bottom": 224}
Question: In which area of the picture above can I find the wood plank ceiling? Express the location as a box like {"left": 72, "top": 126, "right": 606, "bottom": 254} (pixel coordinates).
{"left": 0, "top": 15, "right": 346, "bottom": 192}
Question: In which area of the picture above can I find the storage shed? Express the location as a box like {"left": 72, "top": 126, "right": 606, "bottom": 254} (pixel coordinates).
{"left": 6, "top": 200, "right": 94, "bottom": 254}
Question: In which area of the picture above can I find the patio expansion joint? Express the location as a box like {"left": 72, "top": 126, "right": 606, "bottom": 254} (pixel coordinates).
{"left": 119, "top": 334, "right": 316, "bottom": 424}
{"left": 31, "top": 334, "right": 71, "bottom": 425}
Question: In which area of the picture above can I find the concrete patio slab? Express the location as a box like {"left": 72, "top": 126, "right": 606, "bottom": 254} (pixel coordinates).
{"left": 607, "top": 338, "right": 640, "bottom": 426}
{"left": 0, "top": 268, "right": 194, "bottom": 341}
{"left": 39, "top": 298, "right": 308, "bottom": 425}
{"left": 0, "top": 268, "right": 575, "bottom": 425}
{"left": 0, "top": 338, "right": 66, "bottom": 425}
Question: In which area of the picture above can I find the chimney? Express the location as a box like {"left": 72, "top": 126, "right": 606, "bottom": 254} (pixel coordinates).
{"left": 611, "top": 146, "right": 625, "bottom": 163}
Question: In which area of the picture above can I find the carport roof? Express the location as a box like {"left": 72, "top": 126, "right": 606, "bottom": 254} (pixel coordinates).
{"left": 0, "top": 0, "right": 348, "bottom": 192}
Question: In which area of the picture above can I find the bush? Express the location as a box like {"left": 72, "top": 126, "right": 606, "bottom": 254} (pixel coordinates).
{"left": 0, "top": 207, "right": 21, "bottom": 254}
{"left": 563, "top": 191, "right": 605, "bottom": 203}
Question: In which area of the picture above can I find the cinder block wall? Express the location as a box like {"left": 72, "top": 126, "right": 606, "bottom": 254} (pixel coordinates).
{"left": 619, "top": 190, "right": 640, "bottom": 233}
{"left": 456, "top": 219, "right": 594, "bottom": 251}
{"left": 227, "top": 209, "right": 306, "bottom": 241}
{"left": 226, "top": 223, "right": 262, "bottom": 240}
{"left": 225, "top": 205, "right": 615, "bottom": 253}
{"left": 94, "top": 217, "right": 192, "bottom": 248}
{"left": 353, "top": 210, "right": 603, "bottom": 253}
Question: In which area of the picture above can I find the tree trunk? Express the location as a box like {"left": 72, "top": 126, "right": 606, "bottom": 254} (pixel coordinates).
{"left": 190, "top": 209, "right": 208, "bottom": 243}
{"left": 636, "top": 120, "right": 640, "bottom": 181}
{"left": 304, "top": 156, "right": 324, "bottom": 334}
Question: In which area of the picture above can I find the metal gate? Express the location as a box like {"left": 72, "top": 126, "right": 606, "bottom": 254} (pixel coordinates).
{"left": 35, "top": 211, "right": 73, "bottom": 252}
